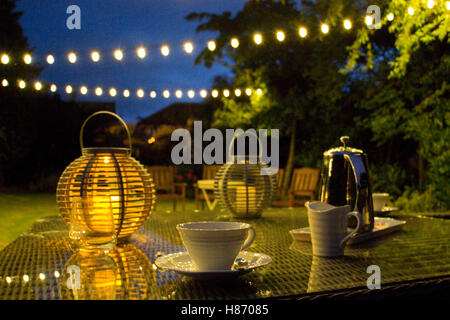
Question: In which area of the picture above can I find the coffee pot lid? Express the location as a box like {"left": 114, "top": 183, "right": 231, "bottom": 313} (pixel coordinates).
{"left": 324, "top": 136, "right": 364, "bottom": 156}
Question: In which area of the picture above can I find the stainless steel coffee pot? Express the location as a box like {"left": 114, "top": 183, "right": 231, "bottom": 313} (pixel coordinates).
{"left": 319, "top": 136, "right": 374, "bottom": 232}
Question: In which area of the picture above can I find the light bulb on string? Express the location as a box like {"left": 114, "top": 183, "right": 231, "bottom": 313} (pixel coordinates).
{"left": 68, "top": 52, "right": 77, "bottom": 64}
{"left": 299, "top": 27, "right": 307, "bottom": 38}
{"left": 80, "top": 86, "right": 88, "bottom": 95}
{"left": 200, "top": 89, "right": 207, "bottom": 98}
{"left": 276, "top": 31, "right": 285, "bottom": 42}
{"left": 175, "top": 90, "right": 183, "bottom": 98}
{"left": 2, "top": 79, "right": 8, "bottom": 87}
{"left": 24, "top": 54, "right": 32, "bottom": 64}
{"left": 230, "top": 38, "right": 239, "bottom": 48}
{"left": 65, "top": 85, "right": 73, "bottom": 94}
{"left": 95, "top": 87, "right": 103, "bottom": 96}
{"left": 187, "top": 90, "right": 195, "bottom": 98}
{"left": 427, "top": 0, "right": 435, "bottom": 9}
{"left": 46, "top": 54, "right": 55, "bottom": 64}
{"left": 245, "top": 88, "right": 252, "bottom": 96}
{"left": 114, "top": 49, "right": 123, "bottom": 61}
{"left": 408, "top": 7, "right": 414, "bottom": 15}
{"left": 223, "top": 89, "right": 230, "bottom": 97}
{"left": 50, "top": 84, "right": 57, "bottom": 92}
{"left": 137, "top": 89, "right": 144, "bottom": 98}
{"left": 211, "top": 89, "right": 219, "bottom": 98}
{"left": 163, "top": 90, "right": 170, "bottom": 98}
{"left": 123, "top": 89, "right": 130, "bottom": 98}
{"left": 321, "top": 24, "right": 329, "bottom": 34}
{"left": 150, "top": 91, "right": 157, "bottom": 98}
{"left": 161, "top": 45, "right": 170, "bottom": 56}
{"left": 343, "top": 19, "right": 352, "bottom": 30}
{"left": 207, "top": 40, "right": 216, "bottom": 51}
{"left": 253, "top": 33, "right": 263, "bottom": 45}
{"left": 1, "top": 54, "right": 9, "bottom": 64}
{"left": 184, "top": 42, "right": 194, "bottom": 54}
{"left": 91, "top": 51, "right": 101, "bottom": 62}
{"left": 137, "top": 47, "right": 146, "bottom": 59}
{"left": 34, "top": 81, "right": 42, "bottom": 91}
{"left": 18, "top": 80, "right": 26, "bottom": 89}
{"left": 234, "top": 89, "right": 241, "bottom": 97}
{"left": 109, "top": 88, "right": 117, "bottom": 97}
{"left": 387, "top": 13, "right": 394, "bottom": 21}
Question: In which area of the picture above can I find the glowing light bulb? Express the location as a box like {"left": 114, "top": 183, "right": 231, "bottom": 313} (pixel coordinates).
{"left": 365, "top": 15, "right": 374, "bottom": 26}
{"left": 50, "top": 84, "right": 57, "bottom": 92}
{"left": 95, "top": 87, "right": 103, "bottom": 96}
{"left": 230, "top": 38, "right": 239, "bottom": 48}
{"left": 2, "top": 79, "right": 8, "bottom": 87}
{"left": 6, "top": 277, "right": 12, "bottom": 284}
{"left": 68, "top": 52, "right": 77, "bottom": 63}
{"left": 137, "top": 89, "right": 144, "bottom": 98}
{"left": 245, "top": 88, "right": 252, "bottom": 96}
{"left": 253, "top": 33, "right": 262, "bottom": 45}
{"left": 114, "top": 49, "right": 123, "bottom": 61}
{"left": 207, "top": 40, "right": 216, "bottom": 51}
{"left": 104, "top": 156, "right": 110, "bottom": 164}
{"left": 256, "top": 88, "right": 263, "bottom": 95}
{"left": 24, "top": 54, "right": 32, "bottom": 64}
{"left": 23, "top": 275, "right": 29, "bottom": 282}
{"left": 137, "top": 47, "right": 146, "bottom": 59}
{"left": 109, "top": 88, "right": 117, "bottom": 97}
{"left": 447, "top": 1, "right": 450, "bottom": 10}
{"left": 1, "top": 54, "right": 10, "bottom": 64}
{"left": 343, "top": 19, "right": 352, "bottom": 30}
{"left": 223, "top": 89, "right": 230, "bottom": 97}
{"left": 123, "top": 89, "right": 130, "bottom": 97}
{"left": 321, "top": 24, "right": 329, "bottom": 34}
{"left": 150, "top": 90, "right": 157, "bottom": 98}
{"left": 161, "top": 45, "right": 170, "bottom": 56}
{"left": 91, "top": 51, "right": 100, "bottom": 62}
{"left": 211, "top": 89, "right": 219, "bottom": 98}
{"left": 200, "top": 89, "right": 207, "bottom": 98}
{"left": 387, "top": 13, "right": 394, "bottom": 21}
{"left": 65, "top": 85, "right": 72, "bottom": 94}
{"left": 34, "top": 81, "right": 42, "bottom": 91}
{"left": 163, "top": 90, "right": 170, "bottom": 98}
{"left": 427, "top": 0, "right": 435, "bottom": 9}
{"left": 187, "top": 90, "right": 195, "bottom": 98}
{"left": 46, "top": 54, "right": 55, "bottom": 64}
{"left": 299, "top": 27, "right": 307, "bottom": 38}
{"left": 80, "top": 86, "right": 88, "bottom": 95}
{"left": 408, "top": 7, "right": 414, "bottom": 15}
{"left": 234, "top": 89, "right": 241, "bottom": 97}
{"left": 54, "top": 271, "right": 60, "bottom": 278}
{"left": 18, "top": 80, "right": 26, "bottom": 89}
{"left": 276, "top": 31, "right": 285, "bottom": 42}
{"left": 39, "top": 273, "right": 46, "bottom": 280}
{"left": 184, "top": 42, "right": 194, "bottom": 54}
{"left": 175, "top": 90, "right": 183, "bottom": 98}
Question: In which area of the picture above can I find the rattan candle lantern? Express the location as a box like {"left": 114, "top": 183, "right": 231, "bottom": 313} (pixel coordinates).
{"left": 56, "top": 111, "right": 156, "bottom": 240}
{"left": 214, "top": 133, "right": 277, "bottom": 219}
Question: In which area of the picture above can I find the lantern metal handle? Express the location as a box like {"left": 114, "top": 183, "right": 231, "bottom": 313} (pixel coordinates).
{"left": 79, "top": 111, "right": 132, "bottom": 151}
{"left": 228, "top": 130, "right": 264, "bottom": 160}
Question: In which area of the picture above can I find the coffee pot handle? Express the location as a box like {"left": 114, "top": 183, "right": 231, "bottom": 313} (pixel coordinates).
{"left": 340, "top": 211, "right": 362, "bottom": 249}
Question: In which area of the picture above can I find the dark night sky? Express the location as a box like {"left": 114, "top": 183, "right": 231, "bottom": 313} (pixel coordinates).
{"left": 16, "top": 0, "right": 248, "bottom": 123}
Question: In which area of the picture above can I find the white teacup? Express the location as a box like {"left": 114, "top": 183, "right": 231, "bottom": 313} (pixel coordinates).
{"left": 176, "top": 221, "right": 256, "bottom": 271}
{"left": 306, "top": 201, "right": 362, "bottom": 257}
{"left": 372, "top": 193, "right": 390, "bottom": 212}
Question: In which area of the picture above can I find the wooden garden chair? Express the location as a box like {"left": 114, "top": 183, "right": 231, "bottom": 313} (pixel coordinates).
{"left": 288, "top": 168, "right": 320, "bottom": 207}
{"left": 146, "top": 166, "right": 186, "bottom": 211}
{"left": 194, "top": 165, "right": 222, "bottom": 210}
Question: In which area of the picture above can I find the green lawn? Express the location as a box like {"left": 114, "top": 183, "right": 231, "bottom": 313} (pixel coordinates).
{"left": 0, "top": 193, "right": 203, "bottom": 250}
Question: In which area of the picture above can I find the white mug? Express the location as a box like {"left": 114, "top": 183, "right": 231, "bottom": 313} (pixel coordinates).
{"left": 176, "top": 221, "right": 256, "bottom": 271}
{"left": 306, "top": 201, "right": 362, "bottom": 257}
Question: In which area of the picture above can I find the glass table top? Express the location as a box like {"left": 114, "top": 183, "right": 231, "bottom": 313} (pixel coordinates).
{"left": 0, "top": 208, "right": 449, "bottom": 299}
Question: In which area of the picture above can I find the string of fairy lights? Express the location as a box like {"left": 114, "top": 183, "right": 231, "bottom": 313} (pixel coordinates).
{"left": 0, "top": 77, "right": 264, "bottom": 99}
{"left": 0, "top": 1, "right": 448, "bottom": 101}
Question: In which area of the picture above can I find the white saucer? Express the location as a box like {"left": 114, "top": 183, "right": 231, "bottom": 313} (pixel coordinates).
{"left": 374, "top": 206, "right": 399, "bottom": 217}
{"left": 155, "top": 250, "right": 272, "bottom": 279}
{"left": 290, "top": 217, "right": 406, "bottom": 245}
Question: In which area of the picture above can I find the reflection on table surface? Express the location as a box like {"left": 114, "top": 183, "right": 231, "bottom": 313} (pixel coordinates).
{"left": 0, "top": 208, "right": 450, "bottom": 299}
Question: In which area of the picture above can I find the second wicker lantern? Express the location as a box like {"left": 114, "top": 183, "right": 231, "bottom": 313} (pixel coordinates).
{"left": 214, "top": 133, "right": 277, "bottom": 219}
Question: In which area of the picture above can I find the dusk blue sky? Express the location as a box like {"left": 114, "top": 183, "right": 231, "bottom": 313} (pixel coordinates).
{"left": 16, "top": 0, "right": 250, "bottom": 123}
